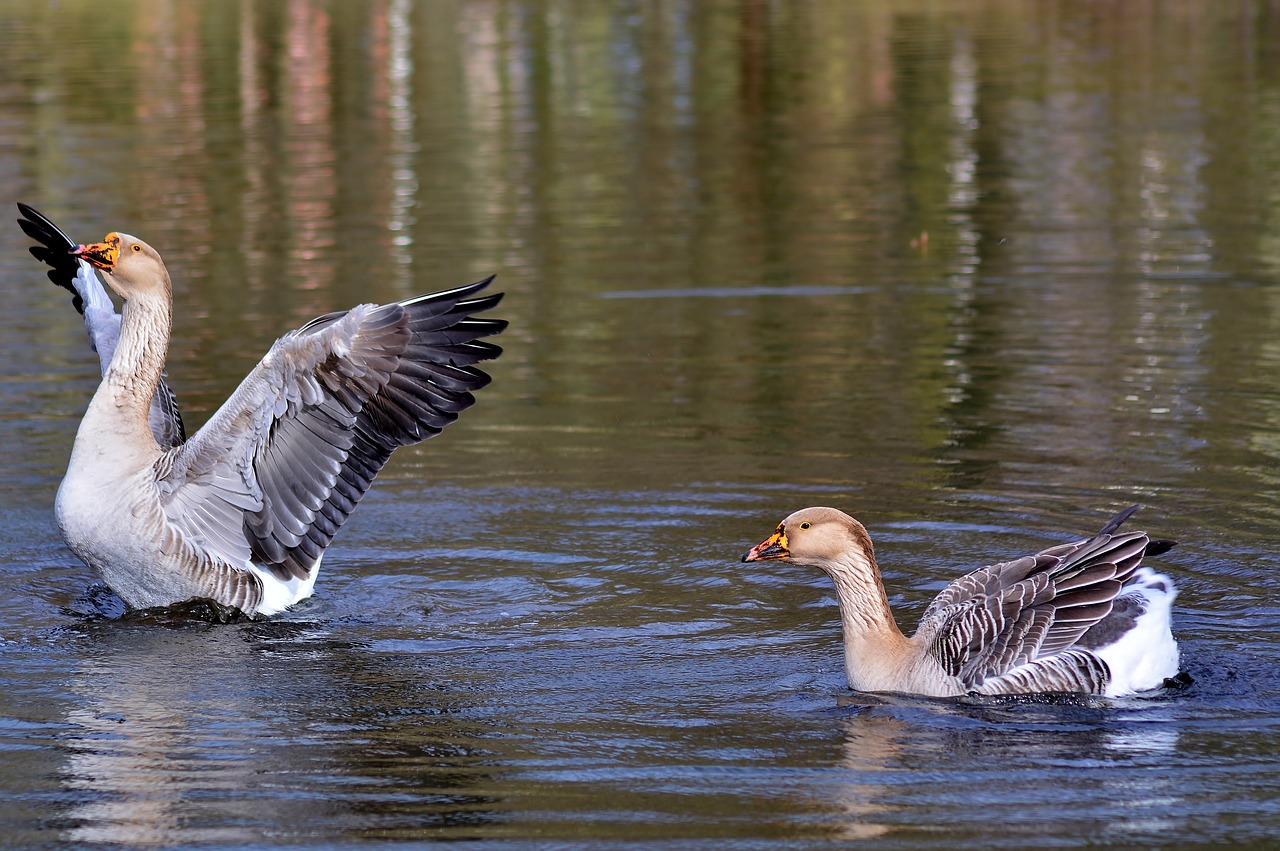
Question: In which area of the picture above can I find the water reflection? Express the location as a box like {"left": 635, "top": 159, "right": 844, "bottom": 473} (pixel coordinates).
{"left": 826, "top": 697, "right": 1187, "bottom": 843}
{"left": 829, "top": 714, "right": 902, "bottom": 841}
{"left": 4, "top": 0, "right": 1280, "bottom": 846}
{"left": 10, "top": 0, "right": 1271, "bottom": 499}
{"left": 58, "top": 621, "right": 501, "bottom": 845}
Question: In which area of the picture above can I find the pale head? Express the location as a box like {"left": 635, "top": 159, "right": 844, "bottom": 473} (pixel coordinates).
{"left": 741, "top": 506, "right": 877, "bottom": 573}
{"left": 72, "top": 232, "right": 171, "bottom": 301}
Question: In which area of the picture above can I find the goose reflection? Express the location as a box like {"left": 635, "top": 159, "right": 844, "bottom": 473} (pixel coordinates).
{"left": 827, "top": 711, "right": 905, "bottom": 840}
{"left": 57, "top": 616, "right": 502, "bottom": 845}
{"left": 823, "top": 695, "right": 1185, "bottom": 842}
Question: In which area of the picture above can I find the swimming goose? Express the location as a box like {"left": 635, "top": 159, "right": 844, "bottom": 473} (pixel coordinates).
{"left": 18, "top": 203, "right": 185, "bottom": 447}
{"left": 743, "top": 506, "right": 1180, "bottom": 697}
{"left": 26, "top": 218, "right": 505, "bottom": 617}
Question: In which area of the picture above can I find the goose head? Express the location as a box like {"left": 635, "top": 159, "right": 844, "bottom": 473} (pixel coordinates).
{"left": 72, "top": 232, "right": 171, "bottom": 301}
{"left": 742, "top": 506, "right": 877, "bottom": 574}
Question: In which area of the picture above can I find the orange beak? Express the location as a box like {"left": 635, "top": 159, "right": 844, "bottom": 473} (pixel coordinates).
{"left": 742, "top": 526, "right": 789, "bottom": 562}
{"left": 71, "top": 232, "right": 121, "bottom": 270}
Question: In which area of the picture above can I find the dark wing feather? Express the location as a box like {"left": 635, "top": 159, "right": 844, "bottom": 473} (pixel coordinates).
{"left": 247, "top": 278, "right": 505, "bottom": 580}
{"left": 16, "top": 201, "right": 83, "bottom": 309}
{"left": 971, "top": 650, "right": 1111, "bottom": 695}
{"left": 150, "top": 380, "right": 188, "bottom": 447}
{"left": 917, "top": 506, "right": 1167, "bottom": 691}
{"left": 158, "top": 277, "right": 504, "bottom": 584}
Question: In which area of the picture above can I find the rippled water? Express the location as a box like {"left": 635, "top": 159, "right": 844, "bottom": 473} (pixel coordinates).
{"left": 2, "top": 0, "right": 1280, "bottom": 846}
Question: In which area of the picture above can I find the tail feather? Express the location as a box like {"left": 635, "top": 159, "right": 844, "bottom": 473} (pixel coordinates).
{"left": 1093, "top": 567, "right": 1180, "bottom": 697}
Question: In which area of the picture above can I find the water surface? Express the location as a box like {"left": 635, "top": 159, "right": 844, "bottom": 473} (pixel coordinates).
{"left": 2, "top": 0, "right": 1280, "bottom": 846}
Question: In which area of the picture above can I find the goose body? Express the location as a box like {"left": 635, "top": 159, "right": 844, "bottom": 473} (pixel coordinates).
{"left": 21, "top": 206, "right": 505, "bottom": 617}
{"left": 743, "top": 506, "right": 1180, "bottom": 698}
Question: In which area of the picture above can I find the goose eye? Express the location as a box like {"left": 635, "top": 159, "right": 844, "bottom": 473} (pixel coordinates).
{"left": 799, "top": 521, "right": 811, "bottom": 530}
{"left": 131, "top": 244, "right": 142, "bottom": 252}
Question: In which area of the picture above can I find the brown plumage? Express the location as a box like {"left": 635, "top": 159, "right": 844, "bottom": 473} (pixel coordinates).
{"left": 743, "top": 505, "right": 1181, "bottom": 697}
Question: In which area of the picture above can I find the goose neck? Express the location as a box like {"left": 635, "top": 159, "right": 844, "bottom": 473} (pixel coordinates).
{"left": 105, "top": 293, "right": 171, "bottom": 420}
{"left": 823, "top": 550, "right": 912, "bottom": 691}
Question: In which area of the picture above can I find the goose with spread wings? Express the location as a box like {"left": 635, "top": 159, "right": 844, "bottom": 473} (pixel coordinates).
{"left": 18, "top": 204, "right": 506, "bottom": 617}
{"left": 743, "top": 505, "right": 1180, "bottom": 697}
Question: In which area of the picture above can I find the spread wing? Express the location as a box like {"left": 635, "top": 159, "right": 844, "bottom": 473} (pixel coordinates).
{"left": 915, "top": 506, "right": 1157, "bottom": 692}
{"left": 17, "top": 202, "right": 186, "bottom": 447}
{"left": 154, "top": 277, "right": 504, "bottom": 583}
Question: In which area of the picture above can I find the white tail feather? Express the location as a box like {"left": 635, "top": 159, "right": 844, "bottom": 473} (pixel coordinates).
{"left": 1096, "top": 567, "right": 1180, "bottom": 697}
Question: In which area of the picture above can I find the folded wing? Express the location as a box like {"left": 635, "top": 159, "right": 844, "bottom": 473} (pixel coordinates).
{"left": 916, "top": 506, "right": 1157, "bottom": 692}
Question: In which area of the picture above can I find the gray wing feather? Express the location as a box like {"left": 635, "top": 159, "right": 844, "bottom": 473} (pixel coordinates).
{"left": 971, "top": 650, "right": 1111, "bottom": 695}
{"left": 917, "top": 506, "right": 1156, "bottom": 691}
{"left": 156, "top": 278, "right": 504, "bottom": 582}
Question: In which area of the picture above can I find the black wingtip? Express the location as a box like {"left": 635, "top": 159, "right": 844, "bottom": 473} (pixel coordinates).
{"left": 1144, "top": 539, "right": 1177, "bottom": 557}
{"left": 398, "top": 275, "right": 502, "bottom": 313}
{"left": 456, "top": 293, "right": 505, "bottom": 315}
{"left": 17, "top": 202, "right": 86, "bottom": 312}
{"left": 443, "top": 274, "right": 499, "bottom": 301}
{"left": 1098, "top": 504, "right": 1142, "bottom": 536}
{"left": 16, "top": 202, "right": 77, "bottom": 250}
